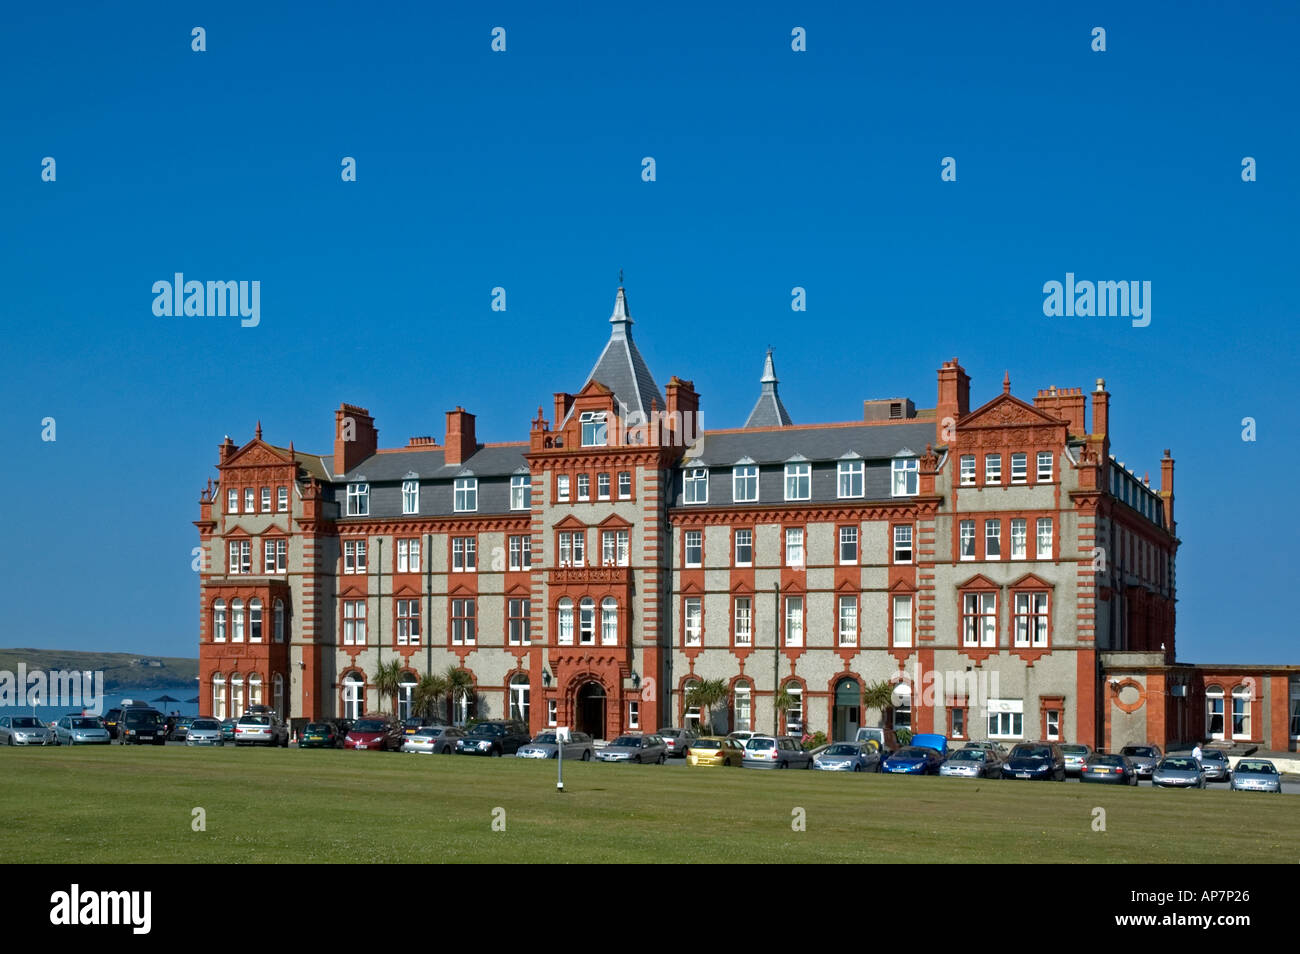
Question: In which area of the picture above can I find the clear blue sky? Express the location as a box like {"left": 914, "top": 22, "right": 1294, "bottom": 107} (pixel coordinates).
{"left": 1, "top": 3, "right": 1296, "bottom": 663}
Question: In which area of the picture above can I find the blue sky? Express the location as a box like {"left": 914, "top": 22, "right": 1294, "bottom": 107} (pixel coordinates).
{"left": 1, "top": 2, "right": 1296, "bottom": 663}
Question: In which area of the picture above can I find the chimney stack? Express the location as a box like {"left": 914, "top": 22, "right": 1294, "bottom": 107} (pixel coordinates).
{"left": 665, "top": 377, "right": 700, "bottom": 445}
{"left": 1034, "top": 386, "right": 1088, "bottom": 436}
{"left": 334, "top": 404, "right": 378, "bottom": 476}
{"left": 1160, "top": 449, "right": 1175, "bottom": 530}
{"left": 444, "top": 407, "right": 477, "bottom": 466}
{"left": 935, "top": 358, "right": 970, "bottom": 444}
{"left": 1092, "top": 378, "right": 1110, "bottom": 439}
{"left": 218, "top": 435, "right": 237, "bottom": 465}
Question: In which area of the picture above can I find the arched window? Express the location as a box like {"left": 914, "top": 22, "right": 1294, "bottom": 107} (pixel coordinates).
{"left": 273, "top": 673, "right": 285, "bottom": 720}
{"left": 398, "top": 672, "right": 418, "bottom": 721}
{"left": 231, "top": 672, "right": 244, "bottom": 716}
{"left": 342, "top": 673, "right": 364, "bottom": 721}
{"left": 1231, "top": 685, "right": 1252, "bottom": 739}
{"left": 249, "top": 672, "right": 263, "bottom": 708}
{"left": 783, "top": 681, "right": 804, "bottom": 734}
{"left": 557, "top": 598, "right": 574, "bottom": 645}
{"left": 455, "top": 685, "right": 473, "bottom": 726}
{"left": 212, "top": 673, "right": 226, "bottom": 721}
{"left": 1205, "top": 685, "right": 1225, "bottom": 740}
{"left": 601, "top": 598, "right": 618, "bottom": 645}
{"left": 683, "top": 679, "right": 700, "bottom": 730}
{"left": 213, "top": 600, "right": 227, "bottom": 642}
{"left": 274, "top": 599, "right": 285, "bottom": 643}
{"left": 733, "top": 680, "right": 752, "bottom": 733}
{"left": 509, "top": 674, "right": 530, "bottom": 723}
{"left": 891, "top": 683, "right": 911, "bottom": 733}
{"left": 231, "top": 599, "right": 245, "bottom": 642}
{"left": 249, "top": 598, "right": 263, "bottom": 642}
{"left": 579, "top": 598, "right": 595, "bottom": 645}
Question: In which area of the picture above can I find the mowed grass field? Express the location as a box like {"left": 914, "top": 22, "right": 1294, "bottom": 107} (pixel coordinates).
{"left": 2, "top": 747, "right": 1295, "bottom": 863}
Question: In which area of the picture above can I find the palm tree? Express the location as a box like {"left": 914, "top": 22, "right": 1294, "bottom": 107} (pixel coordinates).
{"left": 862, "top": 679, "right": 898, "bottom": 731}
{"left": 370, "top": 659, "right": 405, "bottom": 718}
{"left": 684, "top": 679, "right": 730, "bottom": 734}
{"left": 444, "top": 665, "right": 475, "bottom": 725}
{"left": 773, "top": 685, "right": 797, "bottom": 734}
{"left": 412, "top": 673, "right": 447, "bottom": 722}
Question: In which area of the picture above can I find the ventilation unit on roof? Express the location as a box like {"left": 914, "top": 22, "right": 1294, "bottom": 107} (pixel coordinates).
{"left": 863, "top": 398, "right": 915, "bottom": 422}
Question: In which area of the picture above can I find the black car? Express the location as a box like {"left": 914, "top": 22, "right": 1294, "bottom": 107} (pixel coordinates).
{"left": 118, "top": 708, "right": 168, "bottom": 745}
{"left": 103, "top": 708, "right": 124, "bottom": 740}
{"left": 1001, "top": 742, "right": 1066, "bottom": 781}
{"left": 1080, "top": 752, "right": 1140, "bottom": 785}
{"left": 454, "top": 721, "right": 531, "bottom": 756}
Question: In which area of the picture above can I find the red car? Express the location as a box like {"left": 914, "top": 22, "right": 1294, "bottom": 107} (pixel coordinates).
{"left": 343, "top": 716, "right": 402, "bottom": 751}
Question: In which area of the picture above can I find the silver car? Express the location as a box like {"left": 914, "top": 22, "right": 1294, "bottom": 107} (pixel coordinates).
{"left": 234, "top": 712, "right": 289, "bottom": 747}
{"left": 1230, "top": 759, "right": 1282, "bottom": 793}
{"left": 1061, "top": 743, "right": 1092, "bottom": 776}
{"left": 1198, "top": 749, "right": 1231, "bottom": 782}
{"left": 516, "top": 731, "right": 594, "bottom": 760}
{"left": 55, "top": 716, "right": 111, "bottom": 746}
{"left": 813, "top": 741, "right": 881, "bottom": 772}
{"left": 0, "top": 716, "right": 52, "bottom": 745}
{"left": 401, "top": 726, "right": 465, "bottom": 754}
{"left": 658, "top": 727, "right": 698, "bottom": 758}
{"left": 1119, "top": 744, "right": 1162, "bottom": 778}
{"left": 743, "top": 735, "right": 812, "bottom": 769}
{"left": 1152, "top": 756, "right": 1205, "bottom": 789}
{"left": 185, "top": 717, "right": 225, "bottom": 746}
{"left": 941, "top": 747, "right": 1002, "bottom": 778}
{"left": 596, "top": 734, "right": 667, "bottom": 763}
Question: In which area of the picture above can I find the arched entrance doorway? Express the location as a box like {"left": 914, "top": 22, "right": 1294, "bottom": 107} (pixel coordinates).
{"left": 575, "top": 681, "right": 607, "bottom": 739}
{"left": 833, "top": 677, "right": 861, "bottom": 741}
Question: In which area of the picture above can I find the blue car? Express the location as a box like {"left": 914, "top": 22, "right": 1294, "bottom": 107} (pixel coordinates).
{"left": 881, "top": 746, "right": 943, "bottom": 775}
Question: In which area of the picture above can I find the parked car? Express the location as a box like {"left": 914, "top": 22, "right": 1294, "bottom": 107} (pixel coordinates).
{"left": 55, "top": 716, "right": 112, "bottom": 746}
{"left": 0, "top": 716, "right": 52, "bottom": 746}
{"left": 118, "top": 708, "right": 167, "bottom": 745}
{"left": 220, "top": 718, "right": 238, "bottom": 742}
{"left": 102, "top": 708, "right": 124, "bottom": 740}
{"left": 1001, "top": 743, "right": 1066, "bottom": 781}
{"left": 597, "top": 734, "right": 669, "bottom": 764}
{"left": 743, "top": 735, "right": 813, "bottom": 770}
{"left": 1119, "top": 744, "right": 1162, "bottom": 778}
{"left": 299, "top": 722, "right": 345, "bottom": 749}
{"left": 685, "top": 736, "right": 745, "bottom": 767}
{"left": 961, "top": 740, "right": 1007, "bottom": 756}
{"left": 881, "top": 745, "right": 943, "bottom": 775}
{"left": 344, "top": 717, "right": 403, "bottom": 751}
{"left": 854, "top": 726, "right": 894, "bottom": 753}
{"left": 169, "top": 716, "right": 196, "bottom": 742}
{"left": 1230, "top": 759, "right": 1282, "bottom": 793}
{"left": 1152, "top": 755, "right": 1206, "bottom": 789}
{"left": 234, "top": 712, "right": 290, "bottom": 747}
{"left": 1061, "top": 743, "right": 1092, "bottom": 776}
{"left": 455, "top": 721, "right": 532, "bottom": 757}
{"left": 401, "top": 717, "right": 448, "bottom": 738}
{"left": 401, "top": 725, "right": 466, "bottom": 754}
{"left": 727, "top": 730, "right": 761, "bottom": 749}
{"left": 515, "top": 730, "right": 594, "bottom": 760}
{"left": 658, "top": 727, "right": 698, "bottom": 758}
{"left": 1080, "top": 753, "right": 1140, "bottom": 785}
{"left": 814, "top": 741, "right": 881, "bottom": 772}
{"left": 185, "top": 717, "right": 225, "bottom": 746}
{"left": 1199, "top": 748, "right": 1232, "bottom": 783}
{"left": 940, "top": 748, "right": 1002, "bottom": 778}
{"left": 909, "top": 733, "right": 949, "bottom": 760}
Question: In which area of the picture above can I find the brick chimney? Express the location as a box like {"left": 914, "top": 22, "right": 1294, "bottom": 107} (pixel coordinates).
{"left": 1160, "top": 449, "right": 1175, "bottom": 530}
{"left": 1034, "top": 385, "right": 1087, "bottom": 436}
{"left": 553, "top": 392, "right": 574, "bottom": 431}
{"left": 218, "top": 435, "right": 237, "bottom": 465}
{"left": 334, "top": 403, "right": 377, "bottom": 476}
{"left": 665, "top": 376, "right": 700, "bottom": 446}
{"left": 1092, "top": 379, "right": 1110, "bottom": 439}
{"left": 444, "top": 407, "right": 477, "bottom": 466}
{"left": 935, "top": 358, "right": 970, "bottom": 444}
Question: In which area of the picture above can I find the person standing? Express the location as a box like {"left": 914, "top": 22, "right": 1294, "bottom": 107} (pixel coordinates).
{"left": 1192, "top": 742, "right": 1203, "bottom": 762}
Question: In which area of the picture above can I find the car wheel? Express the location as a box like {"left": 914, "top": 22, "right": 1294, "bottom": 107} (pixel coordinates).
{"left": 778, "top": 761, "right": 788, "bottom": 770}
{"left": 491, "top": 748, "right": 502, "bottom": 757}
{"left": 853, "top": 764, "right": 862, "bottom": 772}
{"left": 582, "top": 750, "right": 591, "bottom": 761}
{"left": 658, "top": 753, "right": 666, "bottom": 765}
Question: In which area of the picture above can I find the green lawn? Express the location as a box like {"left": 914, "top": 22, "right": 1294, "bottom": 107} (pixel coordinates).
{"left": 2, "top": 747, "right": 1294, "bottom": 863}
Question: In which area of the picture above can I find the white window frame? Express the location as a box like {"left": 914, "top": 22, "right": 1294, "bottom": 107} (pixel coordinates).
{"left": 510, "top": 474, "right": 531, "bottom": 510}
{"left": 261, "top": 487, "right": 271, "bottom": 512}
{"left": 840, "top": 525, "right": 859, "bottom": 564}
{"left": 734, "top": 682, "right": 752, "bottom": 733}
{"left": 343, "top": 675, "right": 363, "bottom": 722}
{"left": 453, "top": 477, "right": 478, "bottom": 513}
{"left": 451, "top": 598, "right": 476, "bottom": 646}
{"left": 1036, "top": 517, "right": 1053, "bottom": 560}
{"left": 580, "top": 411, "right": 607, "bottom": 447}
{"left": 556, "top": 475, "right": 570, "bottom": 502}
{"left": 784, "top": 596, "right": 803, "bottom": 647}
{"left": 838, "top": 595, "right": 858, "bottom": 647}
{"left": 509, "top": 535, "right": 532, "bottom": 571}
{"left": 1010, "top": 518, "right": 1027, "bottom": 560}
{"left": 346, "top": 483, "right": 369, "bottom": 516}
{"left": 960, "top": 455, "right": 976, "bottom": 486}
{"left": 452, "top": 536, "right": 477, "bottom": 572}
{"left": 684, "top": 467, "right": 709, "bottom": 504}
{"left": 578, "top": 597, "right": 596, "bottom": 645}
{"left": 601, "top": 597, "right": 618, "bottom": 645}
{"left": 1046, "top": 709, "right": 1061, "bottom": 741}
{"left": 959, "top": 519, "right": 976, "bottom": 560}
{"left": 891, "top": 457, "right": 919, "bottom": 497}
{"left": 732, "top": 465, "right": 759, "bottom": 502}
{"left": 985, "top": 519, "right": 1001, "bottom": 559}
{"left": 597, "top": 472, "right": 610, "bottom": 500}
{"left": 784, "top": 462, "right": 811, "bottom": 501}
{"left": 684, "top": 597, "right": 703, "bottom": 647}
{"left": 1011, "top": 453, "right": 1028, "bottom": 484}
{"left": 548, "top": 699, "right": 558, "bottom": 726}
{"left": 396, "top": 599, "right": 421, "bottom": 646}
{"left": 1232, "top": 686, "right": 1251, "bottom": 740}
{"left": 277, "top": 486, "right": 289, "bottom": 512}
{"left": 557, "top": 598, "right": 574, "bottom": 645}
{"left": 343, "top": 539, "right": 367, "bottom": 574}
{"left": 343, "top": 600, "right": 366, "bottom": 646}
{"left": 577, "top": 473, "right": 590, "bottom": 501}
{"left": 734, "top": 597, "right": 752, "bottom": 646}
{"left": 734, "top": 528, "right": 753, "bottom": 567}
{"left": 987, "top": 700, "right": 1024, "bottom": 740}
{"left": 227, "top": 489, "right": 239, "bottom": 513}
{"left": 684, "top": 530, "right": 703, "bottom": 568}
{"left": 893, "top": 524, "right": 912, "bottom": 564}
{"left": 618, "top": 471, "right": 632, "bottom": 499}
{"left": 213, "top": 600, "right": 227, "bottom": 642}
{"left": 402, "top": 479, "right": 419, "bottom": 515}
{"left": 892, "top": 595, "right": 913, "bottom": 647}
{"left": 962, "top": 592, "right": 997, "bottom": 647}
{"left": 1037, "top": 451, "right": 1053, "bottom": 482}
{"left": 508, "top": 598, "right": 531, "bottom": 646}
{"left": 985, "top": 455, "right": 1001, "bottom": 484}
{"left": 785, "top": 527, "right": 804, "bottom": 567}
{"left": 396, "top": 538, "right": 420, "bottom": 573}
{"left": 837, "top": 460, "right": 864, "bottom": 498}
{"left": 1013, "top": 592, "right": 1049, "bottom": 647}
{"left": 244, "top": 488, "right": 255, "bottom": 513}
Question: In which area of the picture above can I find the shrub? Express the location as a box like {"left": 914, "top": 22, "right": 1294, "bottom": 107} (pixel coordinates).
{"left": 895, "top": 728, "right": 913, "bottom": 747}
{"left": 801, "top": 730, "right": 828, "bottom": 751}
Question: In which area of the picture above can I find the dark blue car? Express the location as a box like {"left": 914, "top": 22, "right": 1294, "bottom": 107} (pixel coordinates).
{"left": 1000, "top": 742, "right": 1066, "bottom": 781}
{"left": 881, "top": 746, "right": 943, "bottom": 775}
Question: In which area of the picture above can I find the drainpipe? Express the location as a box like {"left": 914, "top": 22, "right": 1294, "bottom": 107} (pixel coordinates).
{"left": 773, "top": 581, "right": 780, "bottom": 736}
{"left": 425, "top": 533, "right": 433, "bottom": 678}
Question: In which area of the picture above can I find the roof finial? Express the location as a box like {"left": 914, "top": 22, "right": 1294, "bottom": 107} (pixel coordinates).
{"left": 1002, "top": 371, "right": 1011, "bottom": 394}
{"left": 255, "top": 420, "right": 262, "bottom": 440}
{"left": 618, "top": 267, "right": 623, "bottom": 288}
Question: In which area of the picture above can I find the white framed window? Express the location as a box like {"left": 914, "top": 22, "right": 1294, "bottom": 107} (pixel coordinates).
{"left": 962, "top": 592, "right": 997, "bottom": 647}
{"left": 893, "top": 525, "right": 912, "bottom": 564}
{"left": 212, "top": 600, "right": 227, "bottom": 642}
{"left": 1289, "top": 685, "right": 1300, "bottom": 740}
{"left": 557, "top": 598, "right": 574, "bottom": 645}
{"left": 1206, "top": 686, "right": 1225, "bottom": 740}
{"left": 785, "top": 527, "right": 804, "bottom": 566}
{"left": 397, "top": 676, "right": 416, "bottom": 721}
{"left": 1037, "top": 452, "right": 1053, "bottom": 481}
{"left": 453, "top": 477, "right": 477, "bottom": 512}
{"left": 684, "top": 467, "right": 709, "bottom": 504}
{"left": 231, "top": 599, "right": 245, "bottom": 642}
{"left": 734, "top": 682, "right": 752, "bottom": 733}
{"left": 227, "top": 489, "right": 238, "bottom": 513}
{"left": 580, "top": 411, "right": 607, "bottom": 447}
{"left": 684, "top": 597, "right": 702, "bottom": 646}
{"left": 1036, "top": 518, "right": 1053, "bottom": 559}
{"left": 346, "top": 483, "right": 369, "bottom": 516}
{"left": 985, "top": 519, "right": 1001, "bottom": 559}
{"left": 784, "top": 596, "right": 803, "bottom": 647}
{"left": 837, "top": 460, "right": 864, "bottom": 498}
{"left": 987, "top": 699, "right": 1024, "bottom": 739}
{"left": 508, "top": 598, "right": 531, "bottom": 646}
{"left": 597, "top": 472, "right": 610, "bottom": 500}
{"left": 228, "top": 540, "right": 251, "bottom": 575}
{"left": 684, "top": 530, "right": 702, "bottom": 567}
{"left": 683, "top": 680, "right": 701, "bottom": 730}
{"left": 343, "top": 600, "right": 366, "bottom": 645}
{"left": 508, "top": 535, "right": 532, "bottom": 571}
{"left": 452, "top": 536, "right": 476, "bottom": 572}
{"left": 950, "top": 707, "right": 965, "bottom": 739}
{"left": 212, "top": 673, "right": 226, "bottom": 720}
{"left": 343, "top": 540, "right": 367, "bottom": 574}
{"left": 734, "top": 597, "right": 752, "bottom": 646}
{"left": 892, "top": 595, "right": 913, "bottom": 647}
{"left": 556, "top": 475, "right": 570, "bottom": 502}
{"left": 579, "top": 597, "right": 595, "bottom": 645}
{"left": 509, "top": 674, "right": 530, "bottom": 723}
{"left": 264, "top": 539, "right": 286, "bottom": 574}
{"left": 618, "top": 471, "right": 632, "bottom": 498}
{"left": 397, "top": 599, "right": 420, "bottom": 645}
{"left": 784, "top": 684, "right": 803, "bottom": 734}
{"left": 1013, "top": 592, "right": 1049, "bottom": 647}
{"left": 732, "top": 465, "right": 759, "bottom": 502}
{"left": 784, "top": 462, "right": 811, "bottom": 501}
{"left": 985, "top": 455, "right": 1001, "bottom": 484}
{"left": 244, "top": 488, "right": 255, "bottom": 513}
{"left": 402, "top": 479, "right": 419, "bottom": 514}
{"left": 396, "top": 538, "right": 421, "bottom": 573}
{"left": 249, "top": 598, "right": 263, "bottom": 642}
{"left": 1011, "top": 453, "right": 1028, "bottom": 483}
{"left": 960, "top": 455, "right": 976, "bottom": 485}
{"left": 1046, "top": 709, "right": 1061, "bottom": 741}
{"left": 451, "top": 598, "right": 476, "bottom": 645}
{"left": 277, "top": 486, "right": 289, "bottom": 512}
{"left": 231, "top": 672, "right": 244, "bottom": 715}
{"left": 840, "top": 525, "right": 859, "bottom": 564}
{"left": 274, "top": 599, "right": 285, "bottom": 643}
{"left": 261, "top": 487, "right": 271, "bottom": 512}
{"left": 548, "top": 699, "right": 558, "bottom": 726}
{"left": 601, "top": 597, "right": 618, "bottom": 645}
{"left": 629, "top": 700, "right": 640, "bottom": 729}
{"left": 577, "top": 474, "right": 590, "bottom": 500}
{"left": 342, "top": 674, "right": 363, "bottom": 722}
{"left": 838, "top": 595, "right": 858, "bottom": 647}
{"left": 1232, "top": 686, "right": 1251, "bottom": 739}
{"left": 1010, "top": 518, "right": 1027, "bottom": 560}
{"left": 891, "top": 457, "right": 919, "bottom": 496}
{"left": 558, "top": 531, "right": 584, "bottom": 567}
{"left": 510, "top": 474, "right": 531, "bottom": 510}
{"left": 959, "top": 519, "right": 976, "bottom": 560}
{"left": 734, "top": 528, "right": 753, "bottom": 566}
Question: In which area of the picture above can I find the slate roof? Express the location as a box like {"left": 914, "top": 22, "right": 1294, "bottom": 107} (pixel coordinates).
{"left": 743, "top": 349, "right": 793, "bottom": 428}
{"left": 570, "top": 286, "right": 664, "bottom": 424}
{"left": 683, "top": 420, "right": 935, "bottom": 467}
{"left": 335, "top": 444, "right": 528, "bottom": 483}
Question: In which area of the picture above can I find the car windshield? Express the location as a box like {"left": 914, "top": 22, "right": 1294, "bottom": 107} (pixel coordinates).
{"left": 950, "top": 750, "right": 984, "bottom": 761}
{"left": 660, "top": 729, "right": 681, "bottom": 738}
{"left": 305, "top": 724, "right": 333, "bottom": 732}
{"left": 1201, "top": 750, "right": 1226, "bottom": 760}
{"left": 692, "top": 740, "right": 721, "bottom": 749}
{"left": 1062, "top": 745, "right": 1088, "bottom": 754}
{"left": 1012, "top": 746, "right": 1053, "bottom": 759}
{"left": 192, "top": 720, "right": 221, "bottom": 730}
{"left": 469, "top": 724, "right": 506, "bottom": 737}
{"left": 1162, "top": 758, "right": 1197, "bottom": 769}
{"left": 531, "top": 734, "right": 557, "bottom": 744}
{"left": 1092, "top": 755, "right": 1125, "bottom": 766}
{"left": 352, "top": 721, "right": 386, "bottom": 732}
{"left": 825, "top": 744, "right": 860, "bottom": 756}
{"left": 747, "top": 738, "right": 775, "bottom": 750}
{"left": 125, "top": 712, "right": 161, "bottom": 725}
{"left": 416, "top": 728, "right": 445, "bottom": 737}
{"left": 13, "top": 718, "right": 41, "bottom": 728}
{"left": 240, "top": 716, "right": 271, "bottom": 726}
{"left": 72, "top": 719, "right": 100, "bottom": 729}
{"left": 893, "top": 748, "right": 929, "bottom": 759}
{"left": 1122, "top": 747, "right": 1155, "bottom": 757}
{"left": 1238, "top": 761, "right": 1274, "bottom": 774}
{"left": 611, "top": 736, "right": 642, "bottom": 746}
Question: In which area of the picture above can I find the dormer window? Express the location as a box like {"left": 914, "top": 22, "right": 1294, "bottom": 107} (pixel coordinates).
{"left": 891, "top": 457, "right": 919, "bottom": 496}
{"left": 454, "top": 477, "right": 478, "bottom": 512}
{"left": 402, "top": 479, "right": 419, "bottom": 515}
{"left": 684, "top": 467, "right": 709, "bottom": 504}
{"left": 580, "top": 411, "right": 607, "bottom": 447}
{"left": 784, "top": 462, "right": 811, "bottom": 501}
{"left": 837, "top": 460, "right": 864, "bottom": 498}
{"left": 346, "top": 483, "right": 369, "bottom": 516}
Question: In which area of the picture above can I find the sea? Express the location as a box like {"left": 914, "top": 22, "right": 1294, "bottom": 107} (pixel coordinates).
{"left": 0, "top": 684, "right": 201, "bottom": 722}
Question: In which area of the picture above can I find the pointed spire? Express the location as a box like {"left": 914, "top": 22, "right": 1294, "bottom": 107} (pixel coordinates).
{"left": 745, "top": 349, "right": 793, "bottom": 428}
{"left": 1002, "top": 371, "right": 1011, "bottom": 394}
{"left": 609, "top": 285, "right": 632, "bottom": 337}
{"left": 255, "top": 420, "right": 262, "bottom": 440}
{"left": 760, "top": 348, "right": 778, "bottom": 384}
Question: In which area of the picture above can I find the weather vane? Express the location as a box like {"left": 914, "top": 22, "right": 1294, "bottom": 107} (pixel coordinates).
{"left": 619, "top": 268, "right": 623, "bottom": 286}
